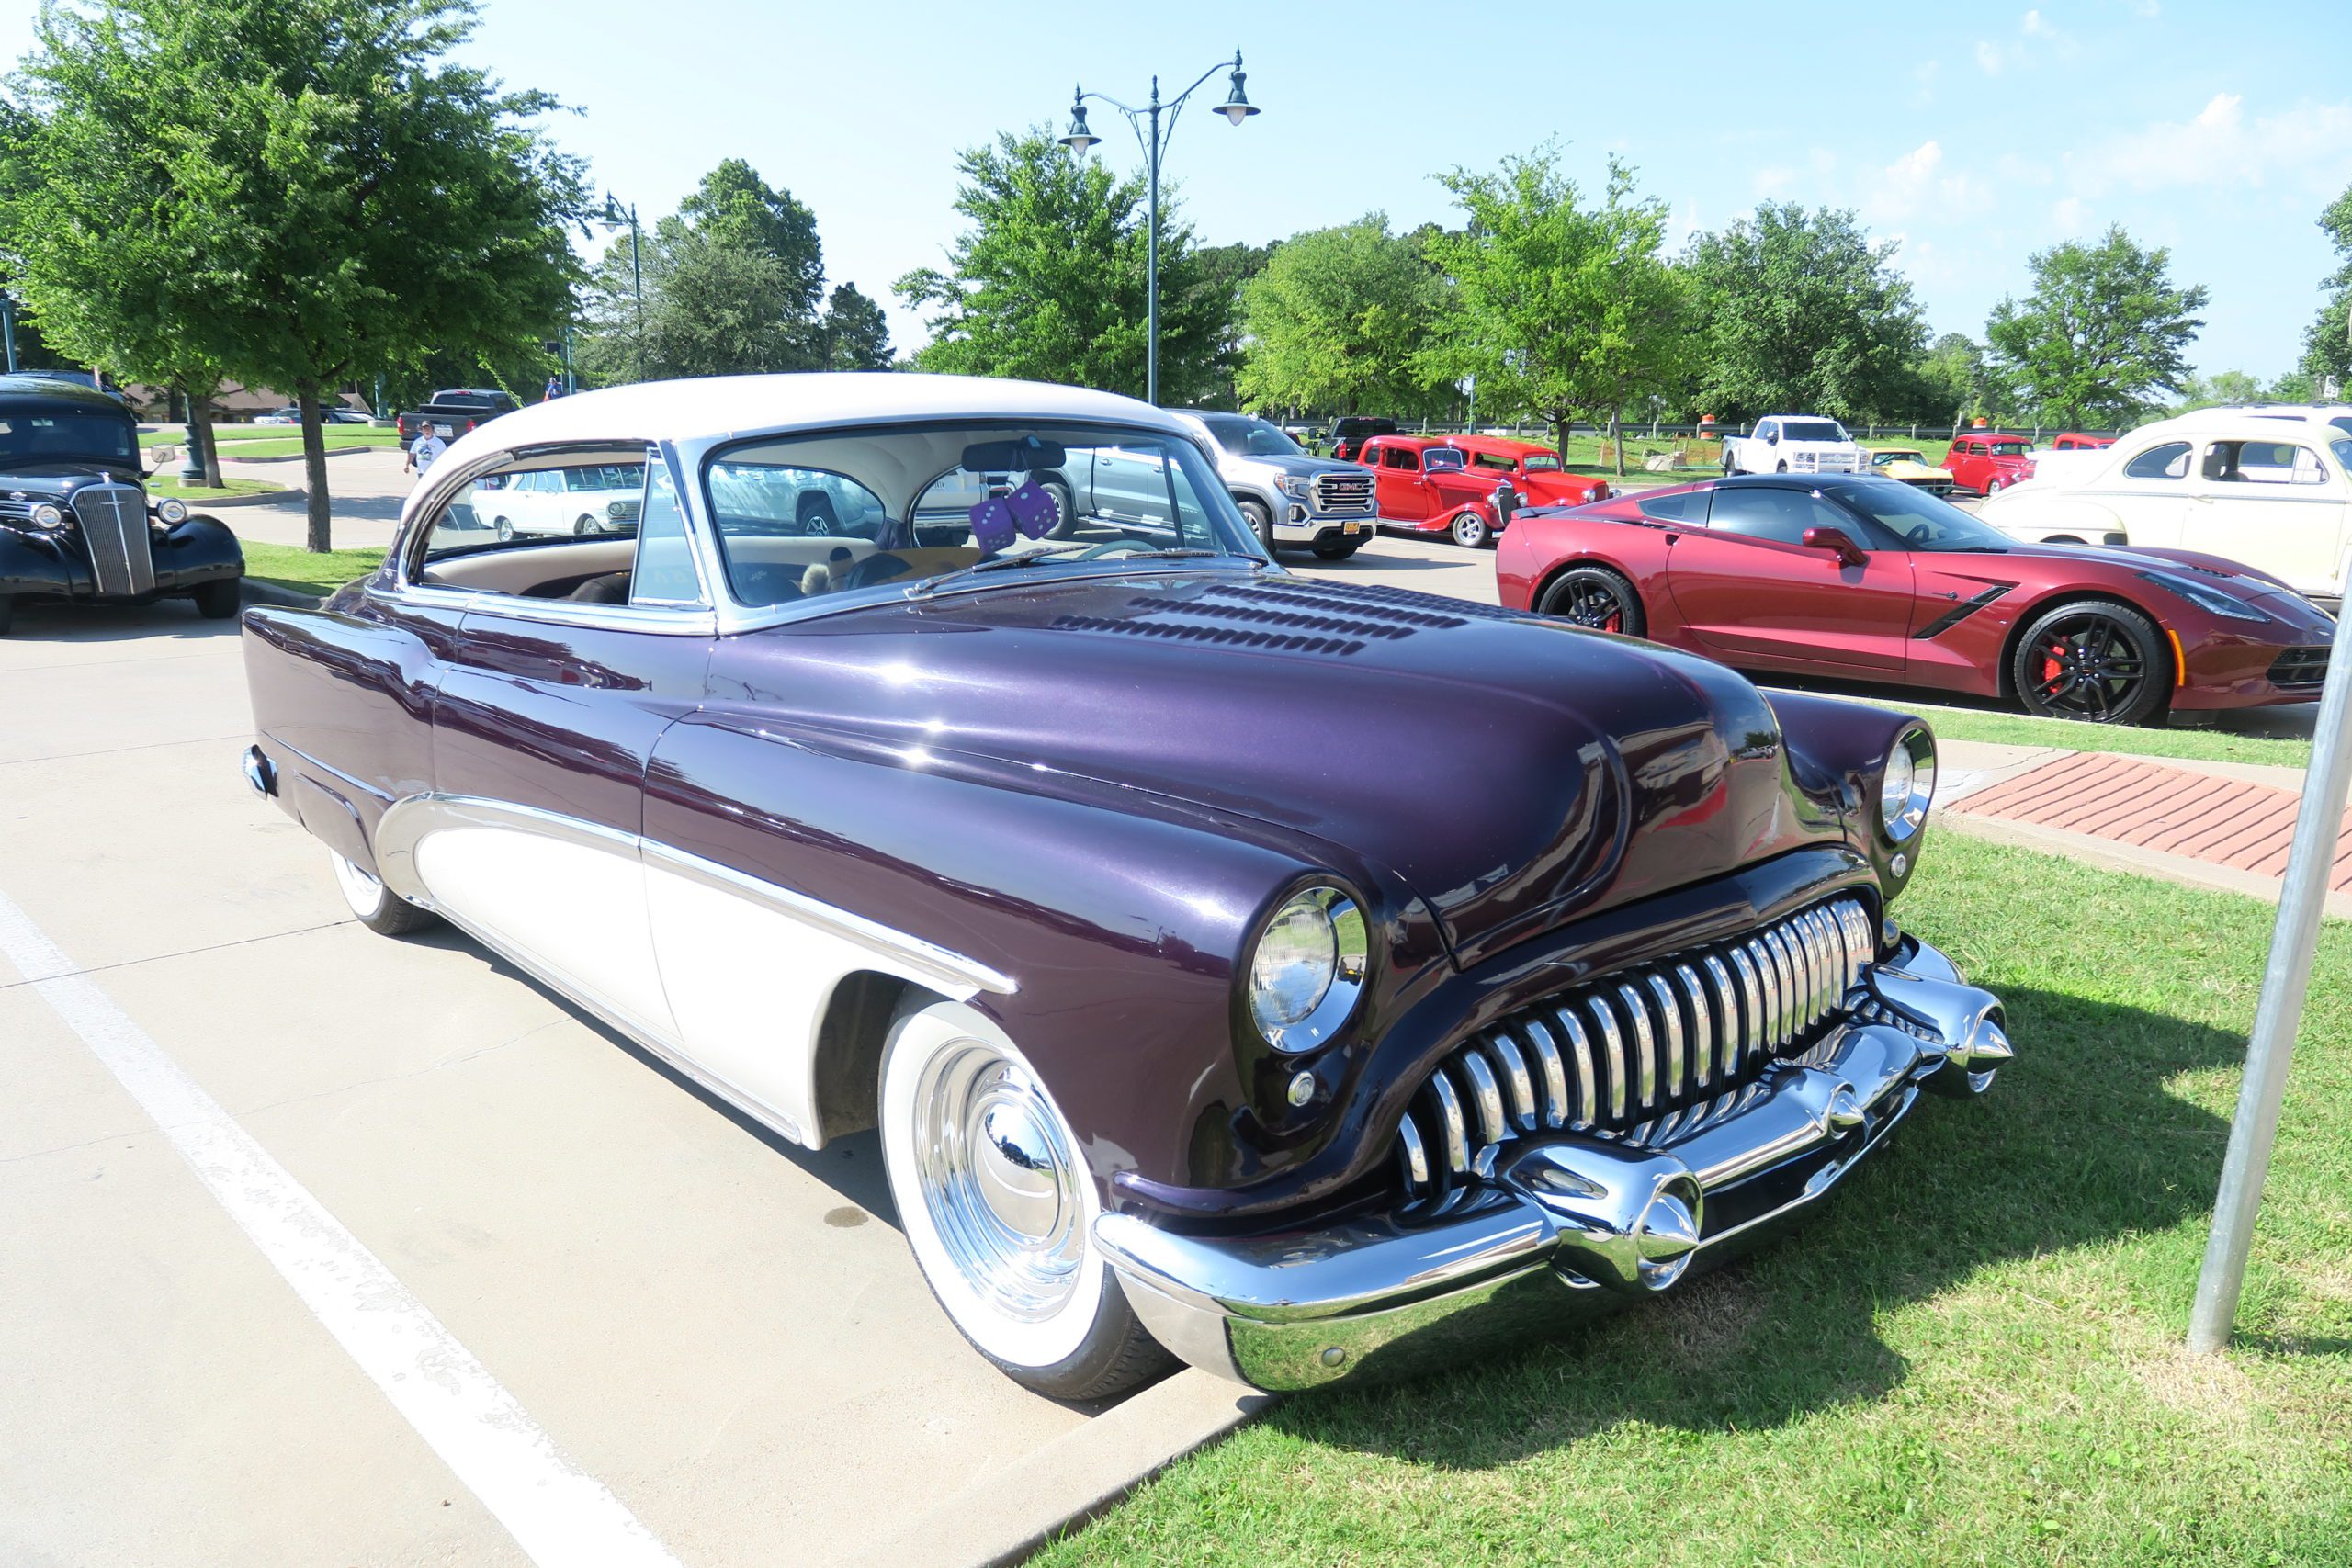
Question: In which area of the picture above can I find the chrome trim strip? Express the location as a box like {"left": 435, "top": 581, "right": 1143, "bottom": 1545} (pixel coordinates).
{"left": 1615, "top": 982, "right": 1657, "bottom": 1114}
{"left": 1485, "top": 1033, "right": 1538, "bottom": 1132}
{"left": 1746, "top": 939, "right": 1781, "bottom": 1056}
{"left": 1586, "top": 995, "right": 1629, "bottom": 1122}
{"left": 1430, "top": 1072, "right": 1470, "bottom": 1174}
{"left": 1673, "top": 963, "right": 1712, "bottom": 1090}
{"left": 1645, "top": 971, "right": 1686, "bottom": 1100}
{"left": 1762, "top": 929, "right": 1800, "bottom": 1044}
{"left": 1459, "top": 1052, "right": 1509, "bottom": 1147}
{"left": 1397, "top": 1114, "right": 1430, "bottom": 1189}
{"left": 1727, "top": 945, "right": 1764, "bottom": 1066}
{"left": 1520, "top": 1018, "right": 1569, "bottom": 1131}
{"left": 372, "top": 793, "right": 1016, "bottom": 998}
{"left": 1702, "top": 955, "right": 1742, "bottom": 1082}
{"left": 1555, "top": 1007, "right": 1600, "bottom": 1129}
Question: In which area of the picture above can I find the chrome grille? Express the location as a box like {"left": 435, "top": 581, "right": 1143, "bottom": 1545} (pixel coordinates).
{"left": 71, "top": 482, "right": 155, "bottom": 596}
{"left": 1395, "top": 897, "right": 1878, "bottom": 1199}
{"left": 1310, "top": 471, "right": 1374, "bottom": 516}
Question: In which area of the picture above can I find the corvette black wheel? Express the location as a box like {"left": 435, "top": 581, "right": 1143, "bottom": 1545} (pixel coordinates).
{"left": 2011, "top": 600, "right": 2168, "bottom": 725}
{"left": 1539, "top": 565, "right": 1645, "bottom": 637}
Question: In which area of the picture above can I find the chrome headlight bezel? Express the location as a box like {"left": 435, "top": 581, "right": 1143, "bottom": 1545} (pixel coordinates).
{"left": 1273, "top": 473, "right": 1309, "bottom": 500}
{"left": 153, "top": 496, "right": 188, "bottom": 525}
{"left": 30, "top": 502, "right": 66, "bottom": 529}
{"left": 1247, "top": 882, "right": 1371, "bottom": 1053}
{"left": 1879, "top": 726, "right": 1936, "bottom": 843}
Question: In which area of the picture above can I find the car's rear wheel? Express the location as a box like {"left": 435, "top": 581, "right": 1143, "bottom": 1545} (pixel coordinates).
{"left": 2011, "top": 600, "right": 2170, "bottom": 725}
{"left": 1720, "top": 446, "right": 1738, "bottom": 476}
{"left": 1311, "top": 536, "right": 1364, "bottom": 560}
{"left": 193, "top": 580, "right": 242, "bottom": 619}
{"left": 1040, "top": 475, "right": 1080, "bottom": 539}
{"left": 1774, "top": 460, "right": 1788, "bottom": 473}
{"left": 878, "top": 998, "right": 1170, "bottom": 1400}
{"left": 1449, "top": 510, "right": 1491, "bottom": 549}
{"left": 573, "top": 514, "right": 595, "bottom": 536}
{"left": 797, "top": 494, "right": 840, "bottom": 536}
{"left": 1239, "top": 497, "right": 1278, "bottom": 555}
{"left": 330, "top": 850, "right": 439, "bottom": 936}
{"left": 1539, "top": 565, "right": 1646, "bottom": 637}
{"left": 493, "top": 517, "right": 513, "bottom": 542}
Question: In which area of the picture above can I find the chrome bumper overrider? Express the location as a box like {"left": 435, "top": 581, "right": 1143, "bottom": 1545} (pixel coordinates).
{"left": 1097, "top": 937, "right": 2007, "bottom": 1391}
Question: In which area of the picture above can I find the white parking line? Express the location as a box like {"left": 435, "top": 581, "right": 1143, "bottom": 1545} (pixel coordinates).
{"left": 0, "top": 888, "right": 683, "bottom": 1568}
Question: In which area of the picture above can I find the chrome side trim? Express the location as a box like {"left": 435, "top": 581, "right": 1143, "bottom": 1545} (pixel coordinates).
{"left": 372, "top": 793, "right": 1016, "bottom": 998}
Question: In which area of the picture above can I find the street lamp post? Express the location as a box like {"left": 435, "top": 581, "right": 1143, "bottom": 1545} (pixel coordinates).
{"left": 1059, "top": 51, "right": 1259, "bottom": 407}
{"left": 600, "top": 193, "right": 645, "bottom": 382}
{"left": 0, "top": 290, "right": 17, "bottom": 374}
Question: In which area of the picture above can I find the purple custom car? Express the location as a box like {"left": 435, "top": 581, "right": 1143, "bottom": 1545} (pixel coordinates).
{"left": 239, "top": 375, "right": 2014, "bottom": 1396}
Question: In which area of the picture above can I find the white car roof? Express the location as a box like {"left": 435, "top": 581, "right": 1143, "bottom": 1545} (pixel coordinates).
{"left": 434, "top": 373, "right": 1187, "bottom": 471}
{"left": 1760, "top": 414, "right": 1848, "bottom": 423}
{"left": 2139, "top": 403, "right": 2352, "bottom": 430}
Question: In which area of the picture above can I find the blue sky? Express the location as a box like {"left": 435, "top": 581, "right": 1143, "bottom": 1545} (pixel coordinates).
{"left": 9, "top": 0, "right": 2349, "bottom": 380}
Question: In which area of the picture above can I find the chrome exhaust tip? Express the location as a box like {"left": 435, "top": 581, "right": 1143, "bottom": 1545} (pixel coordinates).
{"left": 240, "top": 744, "right": 276, "bottom": 798}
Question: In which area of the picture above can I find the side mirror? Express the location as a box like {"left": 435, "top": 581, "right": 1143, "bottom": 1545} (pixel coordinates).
{"left": 1766, "top": 431, "right": 1781, "bottom": 446}
{"left": 1803, "top": 525, "right": 1868, "bottom": 567}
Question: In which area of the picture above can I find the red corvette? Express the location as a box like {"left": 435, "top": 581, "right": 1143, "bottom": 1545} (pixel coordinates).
{"left": 1358, "top": 433, "right": 1608, "bottom": 548}
{"left": 1497, "top": 473, "right": 2336, "bottom": 723}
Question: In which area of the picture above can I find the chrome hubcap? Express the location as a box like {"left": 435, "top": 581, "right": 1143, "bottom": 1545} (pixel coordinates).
{"left": 914, "top": 1042, "right": 1085, "bottom": 1322}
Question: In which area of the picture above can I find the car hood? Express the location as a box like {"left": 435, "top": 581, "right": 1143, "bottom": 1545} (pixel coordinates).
{"left": 0, "top": 464, "right": 141, "bottom": 492}
{"left": 1225, "top": 452, "right": 1369, "bottom": 482}
{"left": 730, "top": 570, "right": 1838, "bottom": 964}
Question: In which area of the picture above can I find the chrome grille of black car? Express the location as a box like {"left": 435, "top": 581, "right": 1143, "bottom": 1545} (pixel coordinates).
{"left": 1395, "top": 897, "right": 1878, "bottom": 1199}
{"left": 1311, "top": 471, "right": 1374, "bottom": 516}
{"left": 72, "top": 482, "right": 155, "bottom": 596}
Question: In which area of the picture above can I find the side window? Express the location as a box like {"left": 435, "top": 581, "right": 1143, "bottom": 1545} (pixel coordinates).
{"left": 2220, "top": 440, "right": 2321, "bottom": 485}
{"left": 629, "top": 457, "right": 703, "bottom": 606}
{"left": 708, "top": 460, "right": 891, "bottom": 608}
{"left": 1471, "top": 452, "right": 1513, "bottom": 472}
{"left": 1382, "top": 446, "right": 1420, "bottom": 472}
{"left": 1705, "top": 487, "right": 1843, "bottom": 546}
{"left": 2123, "top": 442, "right": 2191, "bottom": 480}
{"left": 1758, "top": 421, "right": 1777, "bottom": 443}
{"left": 414, "top": 450, "right": 659, "bottom": 605}
{"left": 1636, "top": 490, "right": 1706, "bottom": 523}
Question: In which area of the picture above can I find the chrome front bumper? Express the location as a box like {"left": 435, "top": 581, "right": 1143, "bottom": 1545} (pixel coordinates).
{"left": 1097, "top": 937, "right": 2008, "bottom": 1391}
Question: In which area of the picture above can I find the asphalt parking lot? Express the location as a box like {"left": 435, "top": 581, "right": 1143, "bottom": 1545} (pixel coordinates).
{"left": 0, "top": 505, "right": 2314, "bottom": 1566}
{"left": 0, "top": 596, "right": 1255, "bottom": 1567}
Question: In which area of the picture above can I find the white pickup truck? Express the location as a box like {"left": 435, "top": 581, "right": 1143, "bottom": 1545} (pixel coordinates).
{"left": 1721, "top": 415, "right": 1870, "bottom": 478}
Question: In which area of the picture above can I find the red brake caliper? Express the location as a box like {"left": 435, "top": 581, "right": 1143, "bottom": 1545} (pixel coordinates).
{"left": 2042, "top": 640, "right": 2064, "bottom": 685}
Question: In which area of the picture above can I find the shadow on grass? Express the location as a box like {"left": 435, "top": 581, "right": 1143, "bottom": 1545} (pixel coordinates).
{"left": 1268, "top": 983, "right": 2243, "bottom": 1469}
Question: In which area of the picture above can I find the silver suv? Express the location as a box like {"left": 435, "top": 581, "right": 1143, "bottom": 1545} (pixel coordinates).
{"left": 1174, "top": 412, "right": 1377, "bottom": 559}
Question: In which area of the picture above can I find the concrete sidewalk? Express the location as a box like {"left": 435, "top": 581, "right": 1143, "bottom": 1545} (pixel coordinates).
{"left": 1937, "top": 739, "right": 2351, "bottom": 919}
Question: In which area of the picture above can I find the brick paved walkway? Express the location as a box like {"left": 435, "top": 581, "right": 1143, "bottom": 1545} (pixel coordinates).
{"left": 1949, "top": 751, "right": 2352, "bottom": 891}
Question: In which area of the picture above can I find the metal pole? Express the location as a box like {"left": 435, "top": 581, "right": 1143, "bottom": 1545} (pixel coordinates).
{"left": 0, "top": 292, "right": 17, "bottom": 373}
{"left": 2187, "top": 598, "right": 2352, "bottom": 1352}
{"left": 1145, "top": 78, "right": 1160, "bottom": 407}
{"left": 628, "top": 206, "right": 644, "bottom": 384}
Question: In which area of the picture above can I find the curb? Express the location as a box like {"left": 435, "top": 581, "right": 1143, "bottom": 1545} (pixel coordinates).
{"left": 240, "top": 579, "right": 323, "bottom": 610}
{"left": 170, "top": 488, "right": 290, "bottom": 509}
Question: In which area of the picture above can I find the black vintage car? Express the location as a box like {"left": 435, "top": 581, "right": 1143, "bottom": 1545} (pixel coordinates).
{"left": 0, "top": 376, "right": 244, "bottom": 634}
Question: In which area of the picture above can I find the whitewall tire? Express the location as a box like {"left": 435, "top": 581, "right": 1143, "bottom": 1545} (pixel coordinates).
{"left": 332, "top": 850, "right": 438, "bottom": 936}
{"left": 878, "top": 998, "right": 1170, "bottom": 1399}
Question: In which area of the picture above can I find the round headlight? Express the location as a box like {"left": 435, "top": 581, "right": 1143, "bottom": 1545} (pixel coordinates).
{"left": 31, "top": 502, "right": 65, "bottom": 529}
{"left": 154, "top": 497, "right": 188, "bottom": 525}
{"left": 1879, "top": 727, "right": 1936, "bottom": 842}
{"left": 1248, "top": 884, "right": 1370, "bottom": 1050}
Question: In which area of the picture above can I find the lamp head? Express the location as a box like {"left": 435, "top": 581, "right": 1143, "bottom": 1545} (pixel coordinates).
{"left": 1059, "top": 90, "right": 1098, "bottom": 154}
{"left": 1220, "top": 54, "right": 1259, "bottom": 126}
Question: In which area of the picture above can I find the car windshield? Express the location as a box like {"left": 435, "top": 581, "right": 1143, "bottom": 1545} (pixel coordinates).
{"left": 1783, "top": 420, "right": 1849, "bottom": 442}
{"left": 0, "top": 411, "right": 137, "bottom": 465}
{"left": 1873, "top": 450, "right": 1922, "bottom": 464}
{"left": 1202, "top": 416, "right": 1304, "bottom": 458}
{"left": 1518, "top": 451, "right": 1561, "bottom": 471}
{"left": 700, "top": 420, "right": 1260, "bottom": 611}
{"left": 2333, "top": 438, "right": 2352, "bottom": 475}
{"left": 1423, "top": 447, "right": 1467, "bottom": 472}
{"left": 1839, "top": 483, "right": 2015, "bottom": 552}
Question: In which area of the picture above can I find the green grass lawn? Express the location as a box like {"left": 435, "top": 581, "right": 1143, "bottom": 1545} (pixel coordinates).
{"left": 238, "top": 540, "right": 384, "bottom": 596}
{"left": 1916, "top": 703, "right": 2312, "bottom": 770}
{"left": 147, "top": 475, "right": 284, "bottom": 502}
{"left": 1038, "top": 832, "right": 2352, "bottom": 1566}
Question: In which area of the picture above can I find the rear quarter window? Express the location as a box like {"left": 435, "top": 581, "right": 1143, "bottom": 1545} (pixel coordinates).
{"left": 1636, "top": 491, "right": 1707, "bottom": 523}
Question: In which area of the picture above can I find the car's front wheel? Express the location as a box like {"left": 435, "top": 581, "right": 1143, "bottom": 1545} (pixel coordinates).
{"left": 573, "top": 514, "right": 595, "bottom": 536}
{"left": 879, "top": 998, "right": 1170, "bottom": 1399}
{"left": 330, "top": 850, "right": 439, "bottom": 936}
{"left": 2011, "top": 600, "right": 2169, "bottom": 725}
{"left": 1238, "top": 497, "right": 1278, "bottom": 555}
{"left": 1720, "top": 446, "right": 1738, "bottom": 476}
{"left": 193, "top": 580, "right": 242, "bottom": 619}
{"left": 493, "top": 517, "right": 514, "bottom": 542}
{"left": 1987, "top": 477, "right": 2007, "bottom": 495}
{"left": 1449, "top": 510, "right": 1491, "bottom": 549}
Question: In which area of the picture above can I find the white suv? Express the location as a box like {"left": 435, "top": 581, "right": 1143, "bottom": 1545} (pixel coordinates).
{"left": 1984, "top": 409, "right": 2352, "bottom": 605}
{"left": 1721, "top": 415, "right": 1869, "bottom": 477}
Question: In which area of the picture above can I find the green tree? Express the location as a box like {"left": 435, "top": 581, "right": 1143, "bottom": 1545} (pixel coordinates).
{"left": 1684, "top": 204, "right": 1927, "bottom": 423}
{"left": 1193, "top": 238, "right": 1275, "bottom": 410}
{"left": 894, "top": 128, "right": 1231, "bottom": 403}
{"left": 820, "top": 283, "right": 892, "bottom": 371}
{"left": 2300, "top": 184, "right": 2352, "bottom": 391}
{"left": 1910, "top": 333, "right": 2006, "bottom": 431}
{"left": 1428, "top": 151, "right": 1692, "bottom": 476}
{"left": 1236, "top": 216, "right": 1446, "bottom": 422}
{"left": 1984, "top": 225, "right": 2207, "bottom": 429}
{"left": 576, "top": 162, "right": 831, "bottom": 385}
{"left": 2175, "top": 368, "right": 2262, "bottom": 412}
{"left": 16, "top": 0, "right": 586, "bottom": 550}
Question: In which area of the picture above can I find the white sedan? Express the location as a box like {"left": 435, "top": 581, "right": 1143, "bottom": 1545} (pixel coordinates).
{"left": 471, "top": 461, "right": 648, "bottom": 539}
{"left": 1984, "top": 407, "right": 2352, "bottom": 605}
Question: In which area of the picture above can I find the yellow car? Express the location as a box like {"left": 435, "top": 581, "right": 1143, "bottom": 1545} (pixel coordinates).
{"left": 1870, "top": 447, "right": 1955, "bottom": 495}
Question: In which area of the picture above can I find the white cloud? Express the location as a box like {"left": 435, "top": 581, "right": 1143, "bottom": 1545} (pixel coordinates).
{"left": 1864, "top": 141, "right": 1998, "bottom": 225}
{"left": 2050, "top": 196, "right": 2089, "bottom": 233}
{"left": 1978, "top": 9, "right": 2077, "bottom": 74}
{"left": 2070, "top": 92, "right": 2352, "bottom": 196}
{"left": 1753, "top": 164, "right": 1796, "bottom": 197}
{"left": 1975, "top": 39, "right": 2006, "bottom": 74}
